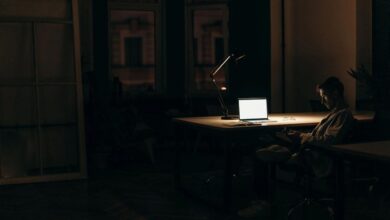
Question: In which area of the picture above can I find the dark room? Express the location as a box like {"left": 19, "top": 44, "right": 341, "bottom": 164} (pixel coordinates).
{"left": 0, "top": 0, "right": 389, "bottom": 219}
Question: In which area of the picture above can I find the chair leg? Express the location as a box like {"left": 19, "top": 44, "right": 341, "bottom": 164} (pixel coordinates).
{"left": 317, "top": 198, "right": 335, "bottom": 216}
{"left": 287, "top": 198, "right": 335, "bottom": 220}
{"left": 287, "top": 198, "right": 308, "bottom": 220}
{"left": 144, "top": 138, "right": 155, "bottom": 164}
{"left": 327, "top": 206, "right": 335, "bottom": 220}
{"left": 312, "top": 199, "right": 335, "bottom": 220}
{"left": 193, "top": 133, "right": 202, "bottom": 153}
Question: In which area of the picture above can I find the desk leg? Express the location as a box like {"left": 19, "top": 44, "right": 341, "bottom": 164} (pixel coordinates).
{"left": 174, "top": 143, "right": 181, "bottom": 189}
{"left": 174, "top": 125, "right": 184, "bottom": 190}
{"left": 223, "top": 139, "right": 233, "bottom": 212}
{"left": 335, "top": 158, "right": 345, "bottom": 220}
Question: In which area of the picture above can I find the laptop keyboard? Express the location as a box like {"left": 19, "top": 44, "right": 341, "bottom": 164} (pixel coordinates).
{"left": 246, "top": 120, "right": 270, "bottom": 123}
{"left": 241, "top": 119, "right": 277, "bottom": 124}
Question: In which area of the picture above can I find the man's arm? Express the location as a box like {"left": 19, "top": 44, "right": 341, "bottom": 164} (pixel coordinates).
{"left": 274, "top": 129, "right": 308, "bottom": 145}
{"left": 300, "top": 110, "right": 354, "bottom": 145}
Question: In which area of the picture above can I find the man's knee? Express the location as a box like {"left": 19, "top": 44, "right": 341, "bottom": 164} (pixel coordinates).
{"left": 256, "top": 144, "right": 292, "bottom": 163}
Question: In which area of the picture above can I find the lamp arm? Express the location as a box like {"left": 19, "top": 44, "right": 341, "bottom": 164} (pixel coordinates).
{"left": 210, "top": 55, "right": 232, "bottom": 78}
{"left": 209, "top": 54, "right": 236, "bottom": 120}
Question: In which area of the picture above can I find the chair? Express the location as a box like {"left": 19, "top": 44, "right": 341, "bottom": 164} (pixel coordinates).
{"left": 342, "top": 119, "right": 379, "bottom": 198}
{"left": 283, "top": 119, "right": 358, "bottom": 220}
{"left": 285, "top": 118, "right": 379, "bottom": 220}
{"left": 284, "top": 148, "right": 335, "bottom": 220}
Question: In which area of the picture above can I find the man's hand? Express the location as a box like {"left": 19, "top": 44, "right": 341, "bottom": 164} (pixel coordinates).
{"left": 299, "top": 133, "right": 312, "bottom": 144}
{"left": 287, "top": 130, "right": 301, "bottom": 139}
{"left": 275, "top": 131, "right": 293, "bottom": 143}
{"left": 274, "top": 129, "right": 302, "bottom": 144}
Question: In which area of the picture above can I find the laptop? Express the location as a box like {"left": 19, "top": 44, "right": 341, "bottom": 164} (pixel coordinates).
{"left": 238, "top": 97, "right": 271, "bottom": 123}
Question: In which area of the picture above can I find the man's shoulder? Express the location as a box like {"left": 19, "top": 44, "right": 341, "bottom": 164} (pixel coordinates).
{"left": 329, "top": 107, "right": 354, "bottom": 121}
{"left": 334, "top": 107, "right": 353, "bottom": 115}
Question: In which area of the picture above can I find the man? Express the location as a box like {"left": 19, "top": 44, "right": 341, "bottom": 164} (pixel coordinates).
{"left": 238, "top": 76, "right": 355, "bottom": 218}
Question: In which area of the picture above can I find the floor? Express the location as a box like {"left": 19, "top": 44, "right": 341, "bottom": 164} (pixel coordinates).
{"left": 0, "top": 147, "right": 389, "bottom": 220}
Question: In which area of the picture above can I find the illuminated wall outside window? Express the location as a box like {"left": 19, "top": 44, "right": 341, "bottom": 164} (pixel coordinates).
{"left": 110, "top": 10, "right": 155, "bottom": 95}
{"left": 192, "top": 9, "right": 227, "bottom": 91}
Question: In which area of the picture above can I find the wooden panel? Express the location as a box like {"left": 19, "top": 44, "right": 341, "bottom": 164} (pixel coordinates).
{"left": 0, "top": 23, "right": 33, "bottom": 83}
{"left": 0, "top": 0, "right": 71, "bottom": 19}
{"left": 39, "top": 86, "right": 76, "bottom": 124}
{"left": 36, "top": 23, "right": 75, "bottom": 82}
{"left": 0, "top": 87, "right": 36, "bottom": 126}
{"left": 40, "top": 126, "right": 79, "bottom": 174}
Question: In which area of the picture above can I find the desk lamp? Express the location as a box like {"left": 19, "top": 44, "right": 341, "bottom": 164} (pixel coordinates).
{"left": 209, "top": 53, "right": 245, "bottom": 120}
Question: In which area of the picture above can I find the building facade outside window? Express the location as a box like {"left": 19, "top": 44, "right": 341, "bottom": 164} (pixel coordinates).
{"left": 109, "top": 1, "right": 161, "bottom": 97}
{"left": 108, "top": 0, "right": 229, "bottom": 98}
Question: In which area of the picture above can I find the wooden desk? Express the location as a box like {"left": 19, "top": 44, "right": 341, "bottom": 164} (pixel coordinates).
{"left": 173, "top": 111, "right": 375, "bottom": 212}
{"left": 312, "top": 140, "right": 390, "bottom": 220}
{"left": 174, "top": 112, "right": 374, "bottom": 130}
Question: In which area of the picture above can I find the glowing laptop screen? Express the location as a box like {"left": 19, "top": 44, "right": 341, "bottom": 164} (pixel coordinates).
{"left": 238, "top": 98, "right": 268, "bottom": 121}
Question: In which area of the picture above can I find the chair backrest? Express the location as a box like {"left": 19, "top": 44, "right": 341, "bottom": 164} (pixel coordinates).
{"left": 343, "top": 118, "right": 359, "bottom": 144}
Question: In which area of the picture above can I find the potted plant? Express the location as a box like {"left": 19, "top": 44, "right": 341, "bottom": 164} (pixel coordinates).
{"left": 348, "top": 65, "right": 390, "bottom": 140}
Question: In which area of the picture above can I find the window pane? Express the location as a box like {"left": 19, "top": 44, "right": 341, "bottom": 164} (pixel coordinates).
{"left": 0, "top": 0, "right": 71, "bottom": 20}
{"left": 110, "top": 10, "right": 156, "bottom": 95}
{"left": 125, "top": 37, "right": 143, "bottom": 66}
{"left": 192, "top": 9, "right": 227, "bottom": 90}
{"left": 0, "top": 128, "right": 39, "bottom": 178}
{"left": 0, "top": 23, "right": 34, "bottom": 83}
{"left": 39, "top": 86, "right": 77, "bottom": 125}
{"left": 0, "top": 87, "right": 36, "bottom": 127}
{"left": 40, "top": 126, "right": 79, "bottom": 175}
{"left": 36, "top": 24, "right": 75, "bottom": 82}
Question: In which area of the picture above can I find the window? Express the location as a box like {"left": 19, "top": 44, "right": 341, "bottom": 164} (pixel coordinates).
{"left": 214, "top": 37, "right": 225, "bottom": 63}
{"left": 186, "top": 3, "right": 229, "bottom": 93}
{"left": 125, "top": 37, "right": 143, "bottom": 67}
{"left": 109, "top": 3, "right": 161, "bottom": 96}
{"left": 0, "top": 0, "right": 86, "bottom": 183}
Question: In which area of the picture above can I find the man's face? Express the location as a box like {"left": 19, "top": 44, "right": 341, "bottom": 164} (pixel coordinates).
{"left": 319, "top": 89, "right": 336, "bottom": 110}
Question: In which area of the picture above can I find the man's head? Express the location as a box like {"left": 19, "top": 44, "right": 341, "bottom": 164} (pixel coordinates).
{"left": 318, "top": 77, "right": 345, "bottom": 110}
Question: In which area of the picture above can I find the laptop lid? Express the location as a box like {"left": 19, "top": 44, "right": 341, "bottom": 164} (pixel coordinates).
{"left": 238, "top": 97, "right": 268, "bottom": 121}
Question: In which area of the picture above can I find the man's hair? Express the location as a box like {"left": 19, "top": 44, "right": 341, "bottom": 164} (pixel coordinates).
{"left": 319, "top": 76, "right": 344, "bottom": 95}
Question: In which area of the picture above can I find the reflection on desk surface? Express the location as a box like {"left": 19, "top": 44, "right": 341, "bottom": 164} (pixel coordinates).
{"left": 173, "top": 111, "right": 375, "bottom": 129}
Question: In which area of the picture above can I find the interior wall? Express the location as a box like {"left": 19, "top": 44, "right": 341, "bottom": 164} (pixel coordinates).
{"left": 229, "top": 0, "right": 270, "bottom": 100}
{"left": 272, "top": 0, "right": 358, "bottom": 112}
{"left": 356, "top": 0, "right": 372, "bottom": 101}
{"left": 270, "top": 0, "right": 283, "bottom": 113}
